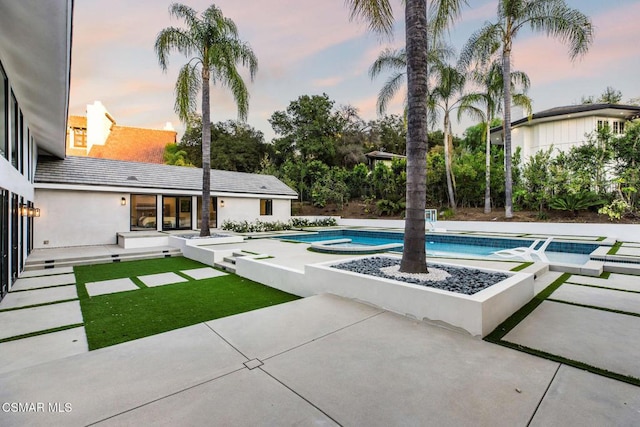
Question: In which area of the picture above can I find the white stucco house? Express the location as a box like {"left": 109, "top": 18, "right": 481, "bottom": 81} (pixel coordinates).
{"left": 0, "top": 1, "right": 72, "bottom": 299}
{"left": 33, "top": 156, "right": 297, "bottom": 248}
{"left": 490, "top": 103, "right": 640, "bottom": 160}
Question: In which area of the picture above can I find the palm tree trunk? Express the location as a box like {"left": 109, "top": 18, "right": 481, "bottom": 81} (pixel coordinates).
{"left": 502, "top": 45, "right": 513, "bottom": 219}
{"left": 400, "top": 0, "right": 428, "bottom": 274}
{"left": 484, "top": 109, "right": 491, "bottom": 213}
{"left": 443, "top": 111, "right": 455, "bottom": 210}
{"left": 200, "top": 66, "right": 212, "bottom": 237}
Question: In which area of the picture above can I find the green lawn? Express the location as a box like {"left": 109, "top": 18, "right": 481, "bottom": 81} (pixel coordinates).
{"left": 74, "top": 257, "right": 300, "bottom": 350}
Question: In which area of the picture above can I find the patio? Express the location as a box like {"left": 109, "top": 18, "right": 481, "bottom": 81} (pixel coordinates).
{"left": 1, "top": 232, "right": 639, "bottom": 424}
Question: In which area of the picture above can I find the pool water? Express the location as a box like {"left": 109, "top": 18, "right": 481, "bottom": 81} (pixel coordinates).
{"left": 280, "top": 230, "right": 595, "bottom": 265}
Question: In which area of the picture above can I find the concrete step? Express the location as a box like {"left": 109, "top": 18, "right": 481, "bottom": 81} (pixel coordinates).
{"left": 24, "top": 249, "right": 182, "bottom": 271}
{"left": 214, "top": 260, "right": 236, "bottom": 274}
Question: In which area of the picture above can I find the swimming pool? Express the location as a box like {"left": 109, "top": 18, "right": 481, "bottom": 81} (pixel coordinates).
{"left": 278, "top": 229, "right": 599, "bottom": 265}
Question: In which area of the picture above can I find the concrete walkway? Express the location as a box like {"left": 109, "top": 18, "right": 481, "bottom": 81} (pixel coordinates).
{"left": 1, "top": 294, "right": 638, "bottom": 426}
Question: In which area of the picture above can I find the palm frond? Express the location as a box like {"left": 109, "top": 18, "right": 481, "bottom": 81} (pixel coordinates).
{"left": 369, "top": 48, "right": 406, "bottom": 79}
{"left": 174, "top": 63, "right": 201, "bottom": 122}
{"left": 154, "top": 27, "right": 193, "bottom": 71}
{"left": 345, "top": 0, "right": 394, "bottom": 36}
{"left": 377, "top": 72, "right": 405, "bottom": 115}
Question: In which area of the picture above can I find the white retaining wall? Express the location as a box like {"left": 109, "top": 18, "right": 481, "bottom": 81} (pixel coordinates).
{"left": 304, "top": 258, "right": 533, "bottom": 337}
{"left": 236, "top": 257, "right": 311, "bottom": 297}
{"left": 336, "top": 218, "right": 640, "bottom": 243}
{"left": 233, "top": 254, "right": 534, "bottom": 337}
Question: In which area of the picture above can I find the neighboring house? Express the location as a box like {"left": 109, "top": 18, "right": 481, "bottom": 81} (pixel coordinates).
{"left": 34, "top": 156, "right": 297, "bottom": 248}
{"left": 364, "top": 150, "right": 406, "bottom": 170}
{"left": 490, "top": 103, "right": 640, "bottom": 160}
{"left": 66, "top": 101, "right": 176, "bottom": 164}
{"left": 0, "top": 1, "right": 72, "bottom": 300}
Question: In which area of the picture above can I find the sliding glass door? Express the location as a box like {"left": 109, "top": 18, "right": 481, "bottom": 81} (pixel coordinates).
{"left": 162, "top": 196, "right": 192, "bottom": 230}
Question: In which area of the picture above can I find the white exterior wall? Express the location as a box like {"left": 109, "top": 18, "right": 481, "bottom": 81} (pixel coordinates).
{"left": 217, "top": 196, "right": 291, "bottom": 224}
{"left": 517, "top": 116, "right": 597, "bottom": 161}
{"left": 35, "top": 189, "right": 129, "bottom": 248}
{"left": 85, "top": 101, "right": 113, "bottom": 152}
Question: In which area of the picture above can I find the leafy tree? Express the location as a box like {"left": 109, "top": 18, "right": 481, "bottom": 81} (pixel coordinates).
{"left": 366, "top": 114, "right": 407, "bottom": 154}
{"left": 347, "top": 0, "right": 467, "bottom": 273}
{"left": 209, "top": 121, "right": 266, "bottom": 172}
{"left": 565, "top": 126, "right": 613, "bottom": 194}
{"left": 163, "top": 143, "right": 193, "bottom": 166}
{"left": 598, "top": 86, "right": 623, "bottom": 104}
{"left": 346, "top": 163, "right": 371, "bottom": 199}
{"left": 155, "top": 3, "right": 257, "bottom": 236}
{"left": 269, "top": 94, "right": 342, "bottom": 166}
{"left": 461, "top": 0, "right": 593, "bottom": 218}
{"left": 178, "top": 116, "right": 267, "bottom": 172}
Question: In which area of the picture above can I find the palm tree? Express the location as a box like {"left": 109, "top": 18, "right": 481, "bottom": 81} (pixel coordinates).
{"left": 461, "top": 0, "right": 593, "bottom": 218}
{"left": 460, "top": 60, "right": 531, "bottom": 213}
{"left": 346, "top": 0, "right": 467, "bottom": 273}
{"left": 155, "top": 3, "right": 258, "bottom": 236}
{"left": 428, "top": 63, "right": 468, "bottom": 210}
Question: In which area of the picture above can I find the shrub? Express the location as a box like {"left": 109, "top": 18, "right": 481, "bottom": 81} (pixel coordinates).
{"left": 598, "top": 199, "right": 630, "bottom": 221}
{"left": 221, "top": 217, "right": 337, "bottom": 232}
{"left": 549, "top": 191, "right": 605, "bottom": 216}
{"left": 376, "top": 199, "right": 405, "bottom": 216}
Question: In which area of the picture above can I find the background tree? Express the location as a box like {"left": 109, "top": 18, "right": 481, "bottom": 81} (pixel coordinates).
{"left": 155, "top": 3, "right": 258, "bottom": 236}
{"left": 598, "top": 86, "right": 623, "bottom": 104}
{"left": 428, "top": 62, "right": 471, "bottom": 210}
{"left": 460, "top": 60, "right": 531, "bottom": 213}
{"left": 461, "top": 0, "right": 593, "bottom": 218}
{"left": 269, "top": 94, "right": 342, "bottom": 166}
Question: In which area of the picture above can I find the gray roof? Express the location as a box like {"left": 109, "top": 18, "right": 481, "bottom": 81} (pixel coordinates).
{"left": 35, "top": 156, "right": 298, "bottom": 197}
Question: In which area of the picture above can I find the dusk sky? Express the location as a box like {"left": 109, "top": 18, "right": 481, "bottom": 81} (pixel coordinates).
{"left": 69, "top": 0, "right": 640, "bottom": 141}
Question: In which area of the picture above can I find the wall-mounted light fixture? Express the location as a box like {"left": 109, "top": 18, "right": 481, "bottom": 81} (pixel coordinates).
{"left": 220, "top": 200, "right": 225, "bottom": 208}
{"left": 20, "top": 204, "right": 41, "bottom": 217}
{"left": 121, "top": 197, "right": 127, "bottom": 206}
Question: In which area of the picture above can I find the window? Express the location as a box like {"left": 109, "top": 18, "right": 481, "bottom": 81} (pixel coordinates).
{"left": 130, "top": 195, "right": 157, "bottom": 231}
{"left": 10, "top": 92, "right": 17, "bottom": 169}
{"left": 613, "top": 121, "right": 619, "bottom": 134}
{"left": 597, "top": 120, "right": 607, "bottom": 130}
{"left": 71, "top": 127, "right": 87, "bottom": 147}
{"left": 619, "top": 121, "right": 625, "bottom": 134}
{"left": 18, "top": 110, "right": 24, "bottom": 173}
{"left": 260, "top": 199, "right": 273, "bottom": 216}
{"left": 0, "top": 62, "right": 6, "bottom": 159}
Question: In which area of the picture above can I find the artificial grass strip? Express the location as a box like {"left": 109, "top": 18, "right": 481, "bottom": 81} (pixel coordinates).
{"left": 484, "top": 273, "right": 571, "bottom": 343}
{"left": 498, "top": 340, "right": 640, "bottom": 387}
{"left": 607, "top": 242, "right": 622, "bottom": 255}
{"left": 74, "top": 257, "right": 300, "bottom": 350}
{"left": 0, "top": 324, "right": 84, "bottom": 344}
{"left": 510, "top": 262, "right": 534, "bottom": 272}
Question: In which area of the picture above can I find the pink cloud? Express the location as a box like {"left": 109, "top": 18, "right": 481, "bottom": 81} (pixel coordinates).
{"left": 511, "top": 3, "right": 640, "bottom": 86}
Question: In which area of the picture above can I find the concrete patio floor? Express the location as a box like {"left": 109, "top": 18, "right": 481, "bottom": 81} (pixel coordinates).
{"left": 3, "top": 234, "right": 640, "bottom": 425}
{"left": 1, "top": 294, "right": 638, "bottom": 426}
